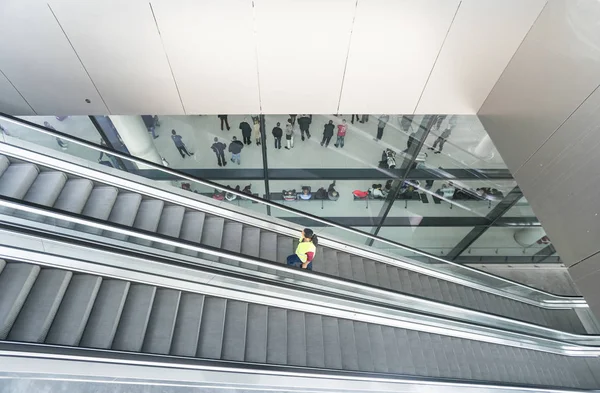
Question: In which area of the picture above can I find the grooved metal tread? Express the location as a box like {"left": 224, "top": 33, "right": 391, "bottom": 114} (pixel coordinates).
{"left": 0, "top": 260, "right": 597, "bottom": 390}
{"left": 0, "top": 158, "right": 584, "bottom": 334}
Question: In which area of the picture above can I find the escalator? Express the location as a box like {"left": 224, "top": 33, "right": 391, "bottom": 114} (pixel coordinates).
{"left": 0, "top": 146, "right": 588, "bottom": 335}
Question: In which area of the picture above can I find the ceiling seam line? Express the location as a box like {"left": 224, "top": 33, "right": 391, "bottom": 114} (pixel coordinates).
{"left": 0, "top": 68, "right": 37, "bottom": 115}
{"left": 412, "top": 0, "right": 462, "bottom": 115}
{"left": 46, "top": 3, "right": 111, "bottom": 114}
{"left": 149, "top": 2, "right": 187, "bottom": 115}
{"left": 336, "top": 0, "right": 359, "bottom": 115}
{"left": 251, "top": 0, "right": 263, "bottom": 113}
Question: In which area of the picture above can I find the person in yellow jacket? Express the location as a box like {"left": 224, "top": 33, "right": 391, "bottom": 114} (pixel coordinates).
{"left": 286, "top": 228, "right": 318, "bottom": 270}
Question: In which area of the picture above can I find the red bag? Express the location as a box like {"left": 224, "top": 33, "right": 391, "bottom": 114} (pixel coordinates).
{"left": 353, "top": 190, "right": 368, "bottom": 198}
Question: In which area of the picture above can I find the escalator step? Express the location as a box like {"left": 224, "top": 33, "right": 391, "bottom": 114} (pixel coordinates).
{"left": 381, "top": 326, "right": 402, "bottom": 373}
{"left": 155, "top": 205, "right": 185, "bottom": 252}
{"left": 131, "top": 200, "right": 164, "bottom": 247}
{"left": 0, "top": 155, "right": 9, "bottom": 176}
{"left": 338, "top": 319, "right": 359, "bottom": 371}
{"left": 375, "top": 262, "right": 391, "bottom": 289}
{"left": 220, "top": 222, "right": 243, "bottom": 267}
{"left": 354, "top": 321, "right": 375, "bottom": 371}
{"left": 240, "top": 226, "right": 260, "bottom": 271}
{"left": 170, "top": 293, "right": 204, "bottom": 357}
{"left": 322, "top": 316, "right": 342, "bottom": 369}
{"left": 45, "top": 274, "right": 103, "bottom": 346}
{"left": 267, "top": 307, "right": 287, "bottom": 364}
{"left": 197, "top": 297, "right": 227, "bottom": 359}
{"left": 112, "top": 284, "right": 157, "bottom": 352}
{"left": 244, "top": 303, "right": 268, "bottom": 363}
{"left": 305, "top": 314, "right": 325, "bottom": 368}
{"left": 200, "top": 217, "right": 224, "bottom": 262}
{"left": 23, "top": 171, "right": 67, "bottom": 207}
{"left": 8, "top": 269, "right": 72, "bottom": 343}
{"left": 258, "top": 232, "right": 278, "bottom": 275}
{"left": 105, "top": 192, "right": 142, "bottom": 241}
{"left": 79, "top": 280, "right": 130, "bottom": 349}
{"left": 51, "top": 178, "right": 93, "bottom": 228}
{"left": 0, "top": 263, "right": 40, "bottom": 339}
{"left": 287, "top": 310, "right": 307, "bottom": 366}
{"left": 221, "top": 300, "right": 248, "bottom": 361}
{"left": 0, "top": 163, "right": 39, "bottom": 199}
{"left": 368, "top": 324, "right": 389, "bottom": 372}
{"left": 142, "top": 288, "right": 181, "bottom": 355}
{"left": 336, "top": 253, "right": 353, "bottom": 280}
{"left": 79, "top": 186, "right": 119, "bottom": 235}
{"left": 350, "top": 256, "right": 366, "bottom": 284}
{"left": 178, "top": 211, "right": 205, "bottom": 257}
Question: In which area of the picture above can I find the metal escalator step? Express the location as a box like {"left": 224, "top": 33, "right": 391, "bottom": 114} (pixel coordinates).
{"left": 322, "top": 316, "right": 342, "bottom": 369}
{"left": 142, "top": 288, "right": 181, "bottom": 355}
{"left": 305, "top": 314, "right": 325, "bottom": 368}
{"left": 197, "top": 297, "right": 227, "bottom": 359}
{"left": 375, "top": 262, "right": 391, "bottom": 289}
{"left": 419, "top": 275, "right": 433, "bottom": 296}
{"left": 387, "top": 265, "right": 402, "bottom": 292}
{"left": 200, "top": 216, "right": 224, "bottom": 262}
{"left": 353, "top": 321, "right": 374, "bottom": 371}
{"left": 429, "top": 278, "right": 444, "bottom": 300}
{"left": 45, "top": 274, "right": 103, "bottom": 346}
{"left": 363, "top": 259, "right": 379, "bottom": 287}
{"left": 0, "top": 156, "right": 9, "bottom": 176}
{"left": 368, "top": 324, "right": 389, "bottom": 372}
{"left": 155, "top": 205, "right": 185, "bottom": 252}
{"left": 79, "top": 186, "right": 119, "bottom": 235}
{"left": 112, "top": 284, "right": 157, "bottom": 352}
{"left": 51, "top": 178, "right": 93, "bottom": 228}
{"left": 338, "top": 319, "right": 359, "bottom": 371}
{"left": 79, "top": 280, "right": 130, "bottom": 349}
{"left": 287, "top": 310, "right": 307, "bottom": 366}
{"left": 258, "top": 232, "right": 278, "bottom": 275}
{"left": 408, "top": 271, "right": 424, "bottom": 296}
{"left": 170, "top": 293, "right": 204, "bottom": 357}
{"left": 220, "top": 222, "right": 243, "bottom": 267}
{"left": 105, "top": 192, "right": 142, "bottom": 241}
{"left": 381, "top": 326, "right": 402, "bottom": 373}
{"left": 240, "top": 226, "right": 260, "bottom": 271}
{"left": 320, "top": 248, "right": 339, "bottom": 277}
{"left": 23, "top": 171, "right": 67, "bottom": 207}
{"left": 244, "top": 303, "right": 268, "bottom": 363}
{"left": 221, "top": 300, "right": 248, "bottom": 361}
{"left": 8, "top": 269, "right": 72, "bottom": 343}
{"left": 350, "top": 256, "right": 366, "bottom": 284}
{"left": 398, "top": 269, "right": 413, "bottom": 294}
{"left": 395, "top": 329, "right": 416, "bottom": 374}
{"left": 0, "top": 263, "right": 40, "bottom": 339}
{"left": 336, "top": 253, "right": 353, "bottom": 280}
{"left": 276, "top": 235, "right": 293, "bottom": 266}
{"left": 0, "top": 163, "right": 39, "bottom": 199}
{"left": 132, "top": 199, "right": 164, "bottom": 247}
{"left": 267, "top": 307, "right": 287, "bottom": 364}
{"left": 178, "top": 211, "right": 205, "bottom": 257}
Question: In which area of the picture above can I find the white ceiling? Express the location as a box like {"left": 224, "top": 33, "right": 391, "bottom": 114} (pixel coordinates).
{"left": 0, "top": 0, "right": 546, "bottom": 115}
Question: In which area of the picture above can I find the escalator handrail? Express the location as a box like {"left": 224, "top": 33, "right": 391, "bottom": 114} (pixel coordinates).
{"left": 1, "top": 241, "right": 600, "bottom": 357}
{"left": 0, "top": 115, "right": 581, "bottom": 302}
{"left": 0, "top": 197, "right": 597, "bottom": 346}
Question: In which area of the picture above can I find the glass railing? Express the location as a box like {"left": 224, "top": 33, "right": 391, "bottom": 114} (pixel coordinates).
{"left": 0, "top": 113, "right": 575, "bottom": 303}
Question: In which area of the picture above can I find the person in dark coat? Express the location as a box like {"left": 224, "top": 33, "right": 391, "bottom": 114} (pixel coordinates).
{"left": 272, "top": 122, "right": 283, "bottom": 149}
{"left": 320, "top": 120, "right": 335, "bottom": 147}
{"left": 228, "top": 136, "right": 244, "bottom": 164}
{"left": 218, "top": 115, "right": 230, "bottom": 131}
{"left": 239, "top": 119, "right": 253, "bottom": 145}
{"left": 211, "top": 137, "right": 227, "bottom": 167}
{"left": 297, "top": 114, "right": 312, "bottom": 141}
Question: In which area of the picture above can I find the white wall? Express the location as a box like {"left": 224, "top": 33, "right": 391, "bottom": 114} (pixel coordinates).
{"left": 0, "top": 0, "right": 545, "bottom": 115}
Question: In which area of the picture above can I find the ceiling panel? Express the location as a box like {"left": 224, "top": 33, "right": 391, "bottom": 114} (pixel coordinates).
{"left": 49, "top": 0, "right": 184, "bottom": 115}
{"left": 151, "top": 0, "right": 260, "bottom": 114}
{"left": 415, "top": 0, "right": 545, "bottom": 114}
{"left": 0, "top": 71, "right": 35, "bottom": 115}
{"left": 0, "top": 1, "right": 107, "bottom": 115}
{"left": 338, "top": 0, "right": 459, "bottom": 114}
{"left": 254, "top": 0, "right": 355, "bottom": 114}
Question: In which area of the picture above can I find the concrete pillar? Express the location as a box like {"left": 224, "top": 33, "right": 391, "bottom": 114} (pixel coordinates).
{"left": 109, "top": 116, "right": 162, "bottom": 165}
{"left": 514, "top": 228, "right": 546, "bottom": 248}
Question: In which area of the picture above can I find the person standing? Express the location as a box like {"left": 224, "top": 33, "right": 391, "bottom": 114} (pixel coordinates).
{"left": 320, "top": 120, "right": 335, "bottom": 147}
{"left": 351, "top": 114, "right": 360, "bottom": 124}
{"left": 218, "top": 115, "right": 230, "bottom": 131}
{"left": 434, "top": 115, "right": 447, "bottom": 131}
{"left": 285, "top": 119, "right": 294, "bottom": 150}
{"left": 430, "top": 127, "right": 452, "bottom": 154}
{"left": 171, "top": 129, "right": 194, "bottom": 158}
{"left": 252, "top": 117, "right": 261, "bottom": 146}
{"left": 297, "top": 114, "right": 312, "bottom": 141}
{"left": 289, "top": 114, "right": 297, "bottom": 126}
{"left": 239, "top": 118, "right": 252, "bottom": 145}
{"left": 334, "top": 119, "right": 347, "bottom": 148}
{"left": 272, "top": 122, "right": 283, "bottom": 149}
{"left": 211, "top": 137, "right": 227, "bottom": 167}
{"left": 376, "top": 114, "right": 389, "bottom": 140}
{"left": 228, "top": 136, "right": 244, "bottom": 164}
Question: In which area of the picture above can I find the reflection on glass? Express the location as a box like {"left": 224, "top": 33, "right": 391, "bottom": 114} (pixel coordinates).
{"left": 460, "top": 227, "right": 549, "bottom": 257}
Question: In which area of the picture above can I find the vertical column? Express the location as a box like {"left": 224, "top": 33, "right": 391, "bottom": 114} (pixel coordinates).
{"left": 109, "top": 116, "right": 162, "bottom": 164}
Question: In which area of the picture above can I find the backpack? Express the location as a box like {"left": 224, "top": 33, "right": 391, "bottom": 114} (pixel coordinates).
{"left": 282, "top": 189, "right": 296, "bottom": 201}
{"left": 314, "top": 187, "right": 328, "bottom": 200}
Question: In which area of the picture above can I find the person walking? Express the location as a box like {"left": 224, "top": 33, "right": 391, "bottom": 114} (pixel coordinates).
{"left": 285, "top": 119, "right": 294, "bottom": 150}
{"left": 320, "top": 120, "right": 335, "bottom": 147}
{"left": 218, "top": 115, "right": 230, "bottom": 131}
{"left": 376, "top": 114, "right": 389, "bottom": 140}
{"left": 289, "top": 114, "right": 297, "bottom": 126}
{"left": 272, "top": 122, "right": 283, "bottom": 149}
{"left": 228, "top": 136, "right": 244, "bottom": 164}
{"left": 351, "top": 114, "right": 360, "bottom": 124}
{"left": 171, "top": 129, "right": 194, "bottom": 158}
{"left": 286, "top": 228, "right": 318, "bottom": 270}
{"left": 297, "top": 114, "right": 312, "bottom": 141}
{"left": 211, "top": 137, "right": 227, "bottom": 166}
{"left": 434, "top": 115, "right": 447, "bottom": 131}
{"left": 430, "top": 127, "right": 452, "bottom": 154}
{"left": 239, "top": 118, "right": 252, "bottom": 145}
{"left": 334, "top": 119, "right": 347, "bottom": 148}
{"left": 253, "top": 117, "right": 261, "bottom": 146}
